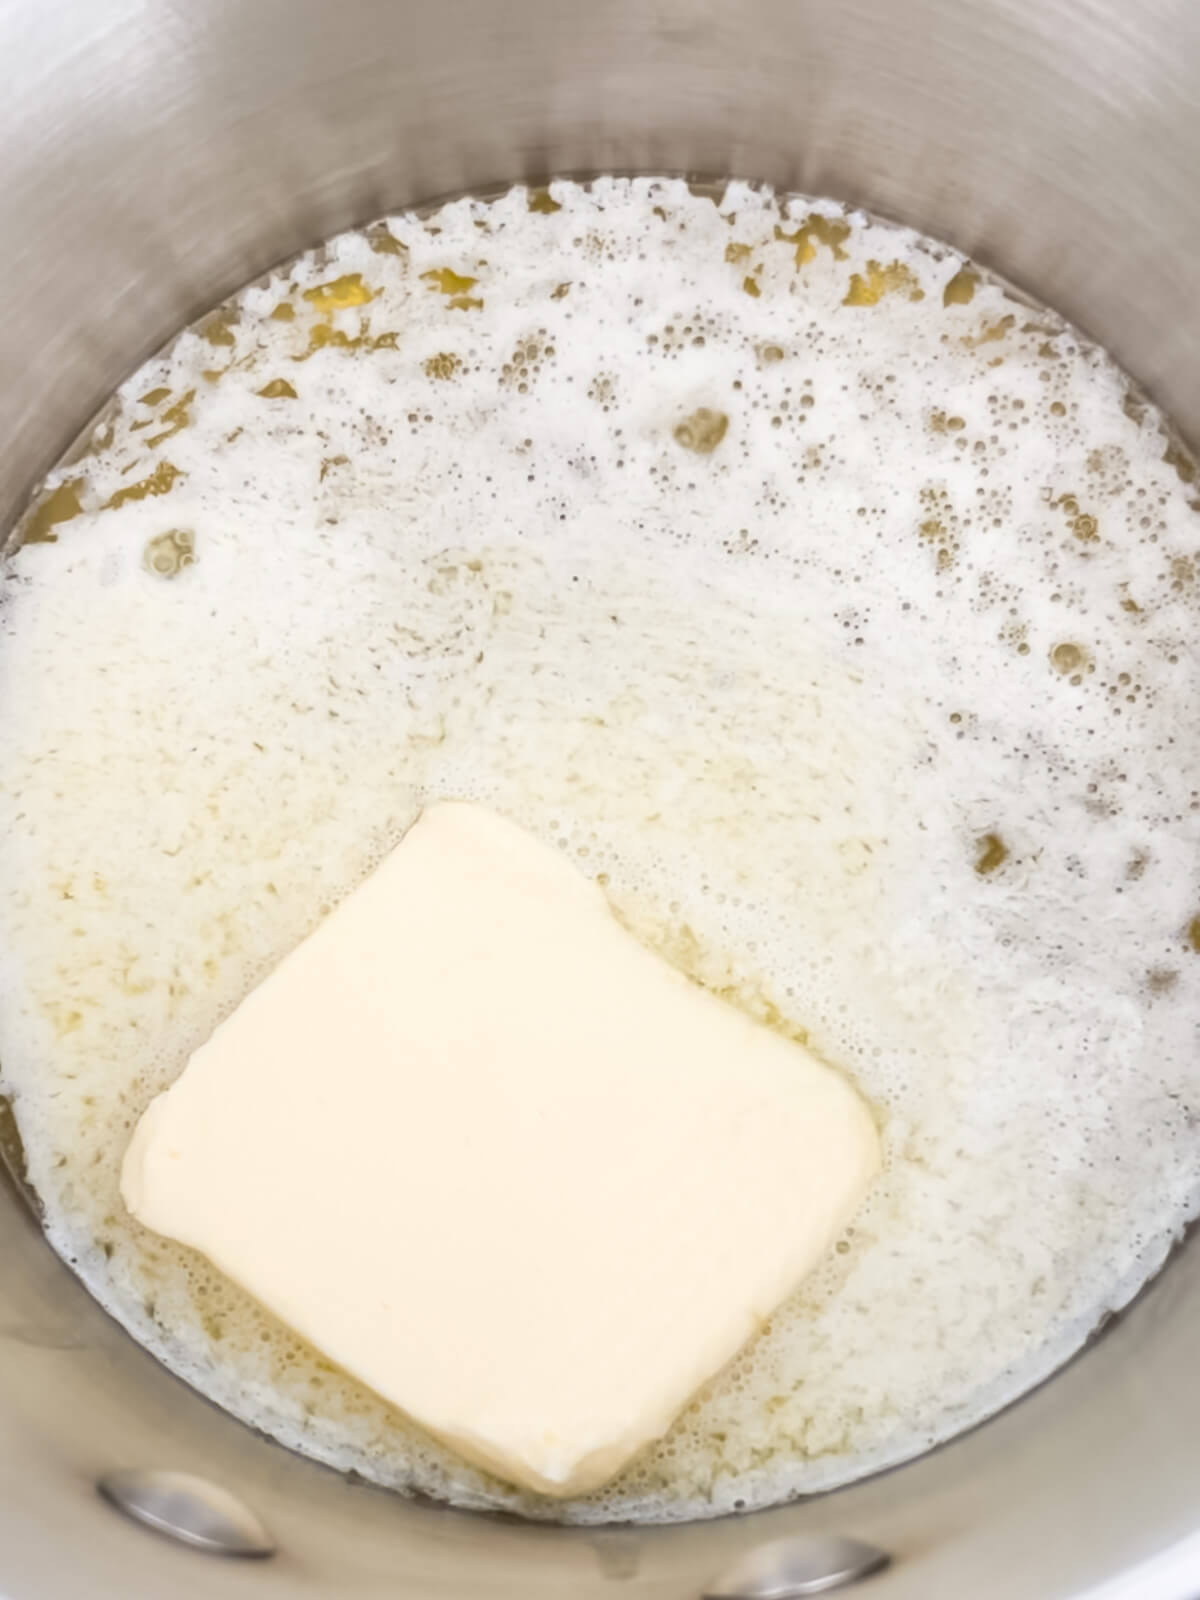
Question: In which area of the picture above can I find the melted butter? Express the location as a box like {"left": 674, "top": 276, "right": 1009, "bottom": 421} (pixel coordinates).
{"left": 5, "top": 175, "right": 1200, "bottom": 1532}
{"left": 292, "top": 325, "right": 399, "bottom": 361}
{"left": 974, "top": 833, "right": 1009, "bottom": 875}
{"left": 302, "top": 275, "right": 376, "bottom": 317}
{"left": 103, "top": 461, "right": 183, "bottom": 510}
{"left": 20, "top": 479, "right": 85, "bottom": 544}
{"left": 422, "top": 268, "right": 479, "bottom": 297}
{"left": 1050, "top": 641, "right": 1088, "bottom": 675}
{"left": 774, "top": 215, "right": 851, "bottom": 266}
{"left": 673, "top": 408, "right": 729, "bottom": 453}
{"left": 200, "top": 313, "right": 238, "bottom": 348}
{"left": 257, "top": 379, "right": 299, "bottom": 400}
{"left": 962, "top": 314, "right": 1016, "bottom": 349}
{"left": 367, "top": 226, "right": 408, "bottom": 258}
{"left": 843, "top": 261, "right": 925, "bottom": 307}
{"left": 942, "top": 267, "right": 979, "bottom": 307}
{"left": 143, "top": 529, "right": 196, "bottom": 577}
{"left": 146, "top": 390, "right": 195, "bottom": 449}
{"left": 1163, "top": 441, "right": 1197, "bottom": 485}
{"left": 424, "top": 353, "right": 462, "bottom": 381}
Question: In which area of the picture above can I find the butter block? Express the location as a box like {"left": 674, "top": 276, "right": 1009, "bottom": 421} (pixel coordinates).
{"left": 122, "top": 802, "right": 879, "bottom": 1497}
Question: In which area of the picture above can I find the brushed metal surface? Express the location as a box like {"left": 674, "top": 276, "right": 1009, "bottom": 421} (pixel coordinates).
{"left": 703, "top": 1533, "right": 891, "bottom": 1595}
{"left": 96, "top": 1470, "right": 276, "bottom": 1559}
{"left": 2, "top": 2, "right": 1200, "bottom": 1597}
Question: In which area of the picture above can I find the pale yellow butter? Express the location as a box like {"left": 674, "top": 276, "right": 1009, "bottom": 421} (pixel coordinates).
{"left": 122, "top": 802, "right": 879, "bottom": 1498}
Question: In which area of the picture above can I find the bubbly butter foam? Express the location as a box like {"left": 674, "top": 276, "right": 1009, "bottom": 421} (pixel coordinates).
{"left": 1, "top": 177, "right": 1199, "bottom": 1524}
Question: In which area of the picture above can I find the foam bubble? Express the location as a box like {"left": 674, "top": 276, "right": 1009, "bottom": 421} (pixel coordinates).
{"left": 1, "top": 177, "right": 1199, "bottom": 1523}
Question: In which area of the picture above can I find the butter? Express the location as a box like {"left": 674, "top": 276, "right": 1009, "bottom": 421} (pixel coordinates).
{"left": 122, "top": 802, "right": 879, "bottom": 1498}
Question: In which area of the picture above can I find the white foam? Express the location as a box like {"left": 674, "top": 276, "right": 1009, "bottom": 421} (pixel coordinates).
{"left": 1, "top": 177, "right": 1199, "bottom": 1523}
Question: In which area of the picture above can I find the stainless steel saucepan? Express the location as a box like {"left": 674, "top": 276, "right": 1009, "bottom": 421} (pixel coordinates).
{"left": 2, "top": 2, "right": 1199, "bottom": 1595}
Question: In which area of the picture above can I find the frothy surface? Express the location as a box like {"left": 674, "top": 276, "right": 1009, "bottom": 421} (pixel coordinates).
{"left": 1, "top": 178, "right": 1199, "bottom": 1523}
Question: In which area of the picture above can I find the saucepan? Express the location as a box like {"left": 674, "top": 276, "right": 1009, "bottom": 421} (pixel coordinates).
{"left": 2, "top": 1, "right": 1199, "bottom": 1596}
